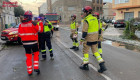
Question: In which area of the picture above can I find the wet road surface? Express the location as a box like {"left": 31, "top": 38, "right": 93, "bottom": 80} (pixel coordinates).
{"left": 58, "top": 26, "right": 140, "bottom": 80}
{"left": 0, "top": 26, "right": 140, "bottom": 80}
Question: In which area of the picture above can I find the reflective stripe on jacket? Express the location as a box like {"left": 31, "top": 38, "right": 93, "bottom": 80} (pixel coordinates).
{"left": 18, "top": 21, "right": 42, "bottom": 41}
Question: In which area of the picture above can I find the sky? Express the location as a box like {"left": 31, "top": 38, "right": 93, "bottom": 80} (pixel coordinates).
{"left": 9, "top": 0, "right": 112, "bottom": 15}
{"left": 10, "top": 0, "right": 46, "bottom": 15}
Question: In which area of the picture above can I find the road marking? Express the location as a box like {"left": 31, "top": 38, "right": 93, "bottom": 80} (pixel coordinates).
{"left": 60, "top": 27, "right": 82, "bottom": 34}
{"left": 57, "top": 39, "right": 112, "bottom": 80}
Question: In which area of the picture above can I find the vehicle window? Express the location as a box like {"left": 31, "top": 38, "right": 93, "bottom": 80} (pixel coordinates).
{"left": 14, "top": 23, "right": 20, "bottom": 28}
{"left": 45, "top": 15, "right": 59, "bottom": 21}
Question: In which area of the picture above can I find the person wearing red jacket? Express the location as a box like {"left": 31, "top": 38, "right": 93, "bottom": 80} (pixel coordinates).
{"left": 37, "top": 14, "right": 44, "bottom": 51}
{"left": 18, "top": 11, "right": 42, "bottom": 76}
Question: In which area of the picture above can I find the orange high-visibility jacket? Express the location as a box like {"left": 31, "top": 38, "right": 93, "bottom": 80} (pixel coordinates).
{"left": 18, "top": 21, "right": 42, "bottom": 41}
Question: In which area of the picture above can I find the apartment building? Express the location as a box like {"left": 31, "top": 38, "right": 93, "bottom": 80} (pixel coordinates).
{"left": 103, "top": 2, "right": 115, "bottom": 20}
{"left": 51, "top": 0, "right": 103, "bottom": 23}
{"left": 112, "top": 0, "right": 140, "bottom": 21}
{"left": 39, "top": 3, "right": 48, "bottom": 14}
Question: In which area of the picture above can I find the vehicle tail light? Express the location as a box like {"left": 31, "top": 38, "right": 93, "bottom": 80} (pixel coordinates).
{"left": 114, "top": 22, "right": 117, "bottom": 24}
{"left": 120, "top": 22, "right": 124, "bottom": 24}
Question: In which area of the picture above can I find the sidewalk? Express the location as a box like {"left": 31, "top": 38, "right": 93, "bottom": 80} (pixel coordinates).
{"left": 103, "top": 35, "right": 140, "bottom": 47}
{"left": 0, "top": 34, "right": 5, "bottom": 51}
{"left": 101, "top": 24, "right": 140, "bottom": 47}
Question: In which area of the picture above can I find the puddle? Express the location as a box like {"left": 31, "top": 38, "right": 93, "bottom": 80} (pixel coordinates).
{"left": 103, "top": 40, "right": 140, "bottom": 53}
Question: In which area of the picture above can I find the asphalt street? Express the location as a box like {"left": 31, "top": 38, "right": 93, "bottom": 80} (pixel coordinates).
{"left": 0, "top": 26, "right": 140, "bottom": 80}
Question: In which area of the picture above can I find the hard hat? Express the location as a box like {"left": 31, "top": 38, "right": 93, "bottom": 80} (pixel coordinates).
{"left": 24, "top": 11, "right": 33, "bottom": 20}
{"left": 24, "top": 11, "right": 33, "bottom": 17}
{"left": 94, "top": 12, "right": 99, "bottom": 16}
{"left": 71, "top": 14, "right": 76, "bottom": 19}
{"left": 82, "top": 6, "right": 92, "bottom": 13}
{"left": 39, "top": 14, "right": 44, "bottom": 17}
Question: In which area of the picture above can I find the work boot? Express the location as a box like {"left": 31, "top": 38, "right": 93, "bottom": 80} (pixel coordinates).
{"left": 50, "top": 53, "right": 54, "bottom": 60}
{"left": 34, "top": 69, "right": 40, "bottom": 75}
{"left": 40, "top": 58, "right": 46, "bottom": 61}
{"left": 74, "top": 47, "right": 79, "bottom": 51}
{"left": 79, "top": 64, "right": 89, "bottom": 70}
{"left": 98, "top": 62, "right": 107, "bottom": 73}
{"left": 70, "top": 46, "right": 76, "bottom": 49}
{"left": 28, "top": 73, "right": 33, "bottom": 76}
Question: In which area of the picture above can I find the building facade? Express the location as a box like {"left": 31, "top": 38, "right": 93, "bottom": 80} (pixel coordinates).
{"left": 112, "top": 0, "right": 140, "bottom": 21}
{"left": 103, "top": 2, "right": 115, "bottom": 20}
{"left": 51, "top": 0, "right": 83, "bottom": 23}
{"left": 0, "top": 0, "right": 15, "bottom": 31}
{"left": 47, "top": 0, "right": 52, "bottom": 13}
{"left": 39, "top": 3, "right": 48, "bottom": 14}
{"left": 51, "top": 0, "right": 103, "bottom": 23}
{"left": 92, "top": 0, "right": 103, "bottom": 15}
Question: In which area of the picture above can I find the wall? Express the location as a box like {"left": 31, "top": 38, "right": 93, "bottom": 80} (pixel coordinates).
{"left": 52, "top": 0, "right": 83, "bottom": 23}
{"left": 112, "top": 0, "right": 140, "bottom": 9}
{"left": 39, "top": 3, "right": 47, "bottom": 14}
{"left": 115, "top": 8, "right": 140, "bottom": 20}
{"left": 103, "top": 2, "right": 115, "bottom": 19}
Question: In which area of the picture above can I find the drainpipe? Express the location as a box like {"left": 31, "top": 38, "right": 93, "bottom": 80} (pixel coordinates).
{"left": 0, "top": 13, "right": 3, "bottom": 31}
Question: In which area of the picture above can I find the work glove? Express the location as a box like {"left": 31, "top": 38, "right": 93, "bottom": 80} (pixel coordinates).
{"left": 80, "top": 38, "right": 85, "bottom": 45}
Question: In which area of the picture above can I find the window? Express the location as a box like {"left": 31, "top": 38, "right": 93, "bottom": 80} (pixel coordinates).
{"left": 97, "top": 7, "right": 99, "bottom": 11}
{"left": 93, "top": 7, "right": 95, "bottom": 11}
{"left": 92, "top": 0, "right": 95, "bottom": 3}
{"left": 100, "top": 0, "right": 102, "bottom": 4}
{"left": 97, "top": 0, "right": 99, "bottom": 4}
{"left": 100, "top": 7, "right": 102, "bottom": 11}
{"left": 59, "top": 7, "right": 62, "bottom": 11}
{"left": 115, "top": 0, "right": 129, "bottom": 4}
{"left": 138, "top": 11, "right": 140, "bottom": 18}
{"left": 125, "top": 0, "right": 129, "bottom": 2}
{"left": 68, "top": 7, "right": 75, "bottom": 11}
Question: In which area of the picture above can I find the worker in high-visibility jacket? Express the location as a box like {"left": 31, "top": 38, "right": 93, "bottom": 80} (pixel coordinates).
{"left": 18, "top": 11, "right": 42, "bottom": 76}
{"left": 80, "top": 6, "right": 107, "bottom": 73}
{"left": 40, "top": 19, "right": 54, "bottom": 61}
{"left": 70, "top": 14, "right": 79, "bottom": 51}
{"left": 93, "top": 12, "right": 108, "bottom": 57}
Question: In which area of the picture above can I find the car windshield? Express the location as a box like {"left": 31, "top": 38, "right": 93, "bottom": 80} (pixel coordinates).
{"left": 14, "top": 23, "right": 20, "bottom": 28}
{"left": 10, "top": 23, "right": 16, "bottom": 27}
{"left": 45, "top": 15, "right": 59, "bottom": 21}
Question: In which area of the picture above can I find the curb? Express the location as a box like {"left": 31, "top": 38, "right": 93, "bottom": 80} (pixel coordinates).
{"left": 103, "top": 37, "right": 140, "bottom": 47}
{"left": 0, "top": 42, "right": 5, "bottom": 51}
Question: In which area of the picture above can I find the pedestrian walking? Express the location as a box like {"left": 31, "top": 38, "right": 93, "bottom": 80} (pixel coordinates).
{"left": 93, "top": 12, "right": 108, "bottom": 57}
{"left": 18, "top": 11, "right": 42, "bottom": 76}
{"left": 40, "top": 19, "right": 54, "bottom": 61}
{"left": 79, "top": 6, "right": 107, "bottom": 73}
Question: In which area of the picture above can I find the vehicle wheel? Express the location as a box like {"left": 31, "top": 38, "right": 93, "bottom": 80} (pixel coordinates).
{"left": 18, "top": 37, "right": 22, "bottom": 45}
{"left": 56, "top": 28, "right": 59, "bottom": 31}
{"left": 6, "top": 41, "right": 11, "bottom": 44}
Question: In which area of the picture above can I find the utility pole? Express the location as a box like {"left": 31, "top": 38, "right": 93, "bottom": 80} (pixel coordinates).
{"left": 47, "top": 0, "right": 52, "bottom": 13}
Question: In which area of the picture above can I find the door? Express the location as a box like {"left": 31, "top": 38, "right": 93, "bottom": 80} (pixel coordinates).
{"left": 124, "top": 12, "right": 134, "bottom": 21}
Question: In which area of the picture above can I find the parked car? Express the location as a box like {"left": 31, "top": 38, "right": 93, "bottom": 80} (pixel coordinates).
{"left": 1, "top": 23, "right": 22, "bottom": 44}
{"left": 104, "top": 19, "right": 112, "bottom": 23}
{"left": 112, "top": 20, "right": 116, "bottom": 24}
{"left": 133, "top": 22, "right": 140, "bottom": 26}
{"left": 114, "top": 20, "right": 126, "bottom": 28}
